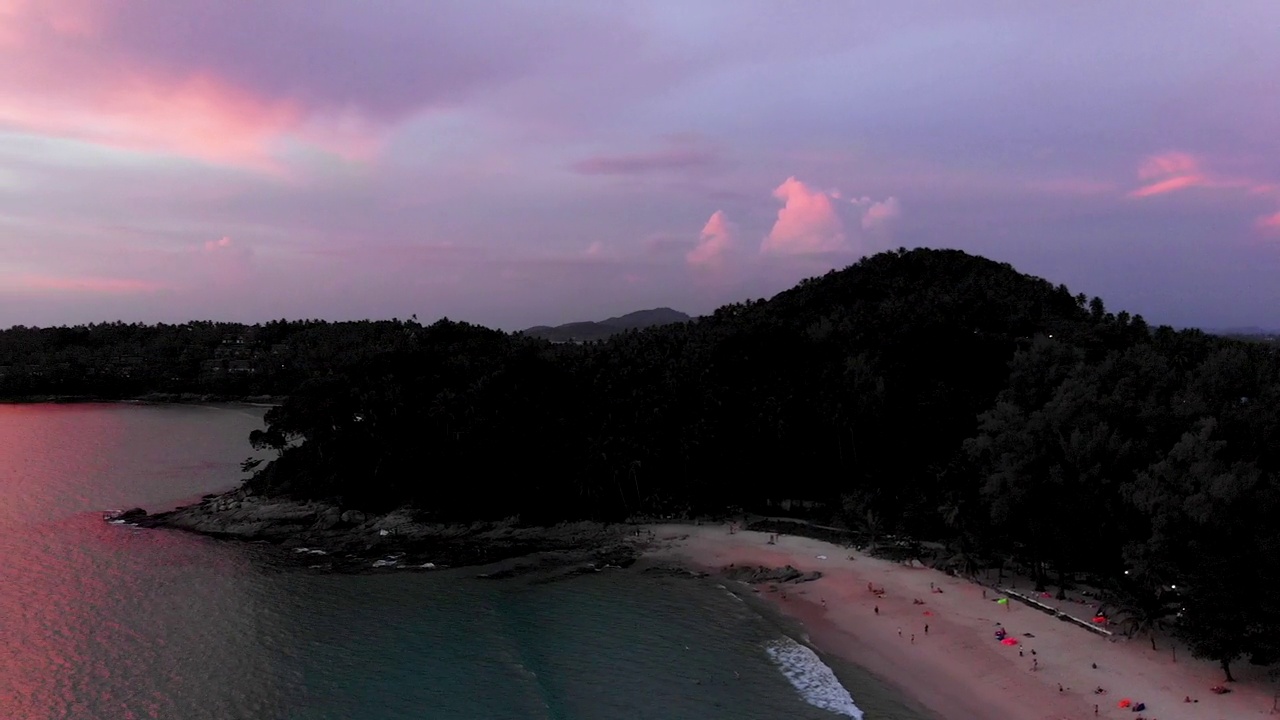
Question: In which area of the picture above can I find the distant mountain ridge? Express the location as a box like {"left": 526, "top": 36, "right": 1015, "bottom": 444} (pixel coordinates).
{"left": 523, "top": 308, "right": 691, "bottom": 342}
{"left": 1210, "top": 326, "right": 1280, "bottom": 337}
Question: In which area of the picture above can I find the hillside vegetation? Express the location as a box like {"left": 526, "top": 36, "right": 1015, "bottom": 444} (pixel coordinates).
{"left": 243, "top": 248, "right": 1280, "bottom": 680}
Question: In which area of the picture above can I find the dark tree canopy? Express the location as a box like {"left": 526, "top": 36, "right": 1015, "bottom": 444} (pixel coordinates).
{"left": 5, "top": 248, "right": 1278, "bottom": 677}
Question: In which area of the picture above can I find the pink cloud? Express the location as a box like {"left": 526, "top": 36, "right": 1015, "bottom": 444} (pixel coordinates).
{"left": 687, "top": 210, "right": 734, "bottom": 269}
{"left": 861, "top": 197, "right": 901, "bottom": 230}
{"left": 584, "top": 240, "right": 606, "bottom": 257}
{"left": 204, "top": 236, "right": 234, "bottom": 253}
{"left": 1130, "top": 174, "right": 1204, "bottom": 198}
{"left": 1129, "top": 152, "right": 1207, "bottom": 198}
{"left": 0, "top": 70, "right": 379, "bottom": 172}
{"left": 191, "top": 235, "right": 253, "bottom": 284}
{"left": 1127, "top": 152, "right": 1280, "bottom": 228}
{"left": 761, "top": 177, "right": 846, "bottom": 255}
{"left": 1138, "top": 152, "right": 1199, "bottom": 180}
{"left": 0, "top": 3, "right": 430, "bottom": 171}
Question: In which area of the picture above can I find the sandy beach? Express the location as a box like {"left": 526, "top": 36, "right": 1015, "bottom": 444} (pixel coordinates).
{"left": 648, "top": 523, "right": 1277, "bottom": 720}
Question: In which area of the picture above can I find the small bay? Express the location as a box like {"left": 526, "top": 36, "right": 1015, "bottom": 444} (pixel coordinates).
{"left": 0, "top": 403, "right": 927, "bottom": 719}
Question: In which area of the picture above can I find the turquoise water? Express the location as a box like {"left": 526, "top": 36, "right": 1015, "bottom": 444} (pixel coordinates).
{"left": 0, "top": 403, "right": 930, "bottom": 719}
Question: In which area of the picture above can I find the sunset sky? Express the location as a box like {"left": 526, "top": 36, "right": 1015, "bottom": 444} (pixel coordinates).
{"left": 2, "top": 1, "right": 1278, "bottom": 330}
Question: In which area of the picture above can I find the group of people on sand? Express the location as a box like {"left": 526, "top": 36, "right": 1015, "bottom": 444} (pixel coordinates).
{"left": 866, "top": 581, "right": 936, "bottom": 646}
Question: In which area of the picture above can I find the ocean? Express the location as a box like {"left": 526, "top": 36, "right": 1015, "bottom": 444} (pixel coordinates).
{"left": 0, "top": 403, "right": 931, "bottom": 719}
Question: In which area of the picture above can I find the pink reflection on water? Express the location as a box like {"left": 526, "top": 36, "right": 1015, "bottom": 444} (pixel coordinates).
{"left": 0, "top": 511, "right": 257, "bottom": 719}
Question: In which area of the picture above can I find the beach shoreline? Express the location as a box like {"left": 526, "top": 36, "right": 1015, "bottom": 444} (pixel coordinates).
{"left": 646, "top": 523, "right": 1277, "bottom": 720}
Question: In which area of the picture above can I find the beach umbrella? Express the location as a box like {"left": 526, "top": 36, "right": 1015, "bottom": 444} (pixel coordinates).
{"left": 1117, "top": 699, "right": 1131, "bottom": 708}
{"left": 1001, "top": 638, "right": 1018, "bottom": 646}
{"left": 997, "top": 598, "right": 1009, "bottom": 605}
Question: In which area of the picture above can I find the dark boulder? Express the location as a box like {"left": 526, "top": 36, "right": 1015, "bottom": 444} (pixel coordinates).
{"left": 721, "top": 564, "right": 822, "bottom": 584}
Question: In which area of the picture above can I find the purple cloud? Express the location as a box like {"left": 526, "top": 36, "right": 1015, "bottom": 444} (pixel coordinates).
{"left": 570, "top": 147, "right": 720, "bottom": 176}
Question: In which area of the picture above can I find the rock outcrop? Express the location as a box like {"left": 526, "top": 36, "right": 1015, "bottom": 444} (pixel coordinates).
{"left": 720, "top": 564, "right": 822, "bottom": 584}
{"left": 129, "top": 489, "right": 648, "bottom": 576}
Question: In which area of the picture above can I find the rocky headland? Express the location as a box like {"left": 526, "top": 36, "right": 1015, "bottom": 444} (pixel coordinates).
{"left": 117, "top": 488, "right": 647, "bottom": 578}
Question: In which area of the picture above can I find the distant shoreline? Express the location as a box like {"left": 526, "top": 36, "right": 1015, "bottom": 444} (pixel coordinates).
{"left": 0, "top": 394, "right": 284, "bottom": 406}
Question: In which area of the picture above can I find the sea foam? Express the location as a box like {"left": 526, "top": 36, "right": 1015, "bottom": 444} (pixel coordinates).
{"left": 765, "top": 636, "right": 864, "bottom": 719}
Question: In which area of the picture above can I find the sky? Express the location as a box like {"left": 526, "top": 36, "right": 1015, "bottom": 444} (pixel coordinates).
{"left": 1, "top": 1, "right": 1279, "bottom": 331}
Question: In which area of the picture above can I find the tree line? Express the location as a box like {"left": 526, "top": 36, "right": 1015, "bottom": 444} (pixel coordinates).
{"left": 0, "top": 318, "right": 421, "bottom": 399}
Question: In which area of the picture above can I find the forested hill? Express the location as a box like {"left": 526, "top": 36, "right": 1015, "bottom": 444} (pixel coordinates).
{"left": 246, "top": 247, "right": 1280, "bottom": 678}
{"left": 522, "top": 307, "right": 690, "bottom": 342}
{"left": 0, "top": 319, "right": 424, "bottom": 400}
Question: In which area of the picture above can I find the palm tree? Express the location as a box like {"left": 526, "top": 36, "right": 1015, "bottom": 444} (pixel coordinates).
{"left": 939, "top": 545, "right": 983, "bottom": 578}
{"left": 860, "top": 510, "right": 881, "bottom": 551}
{"left": 1115, "top": 588, "right": 1177, "bottom": 651}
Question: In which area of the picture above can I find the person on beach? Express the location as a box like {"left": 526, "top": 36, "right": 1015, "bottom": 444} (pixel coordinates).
{"left": 924, "top": 624, "right": 929, "bottom": 634}
{"left": 897, "top": 627, "right": 902, "bottom": 637}
{"left": 910, "top": 634, "right": 915, "bottom": 644}
{"left": 874, "top": 605, "right": 879, "bottom": 615}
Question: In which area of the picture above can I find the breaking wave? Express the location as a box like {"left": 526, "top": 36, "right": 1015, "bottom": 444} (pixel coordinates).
{"left": 765, "top": 636, "right": 864, "bottom": 719}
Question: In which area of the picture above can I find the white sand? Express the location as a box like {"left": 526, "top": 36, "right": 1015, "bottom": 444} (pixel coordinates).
{"left": 648, "top": 523, "right": 1278, "bottom": 720}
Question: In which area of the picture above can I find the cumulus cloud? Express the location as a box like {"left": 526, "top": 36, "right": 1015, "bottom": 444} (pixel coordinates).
{"left": 761, "top": 177, "right": 846, "bottom": 255}
{"left": 1257, "top": 211, "right": 1280, "bottom": 231}
{"left": 687, "top": 210, "right": 734, "bottom": 269}
{"left": 861, "top": 197, "right": 901, "bottom": 230}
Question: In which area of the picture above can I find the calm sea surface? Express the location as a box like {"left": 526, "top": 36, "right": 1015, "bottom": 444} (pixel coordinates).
{"left": 0, "top": 403, "right": 931, "bottom": 720}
